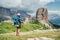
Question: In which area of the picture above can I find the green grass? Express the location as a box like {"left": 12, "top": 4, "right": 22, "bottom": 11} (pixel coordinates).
{"left": 21, "top": 22, "right": 49, "bottom": 32}
{"left": 0, "top": 31, "right": 60, "bottom": 40}
{"left": 0, "top": 21, "right": 49, "bottom": 34}
{"left": 0, "top": 21, "right": 60, "bottom": 40}
{"left": 0, "top": 22, "right": 16, "bottom": 34}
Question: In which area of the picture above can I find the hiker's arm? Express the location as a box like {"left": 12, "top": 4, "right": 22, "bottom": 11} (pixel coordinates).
{"left": 20, "top": 18, "right": 24, "bottom": 23}
{"left": 18, "top": 18, "right": 24, "bottom": 23}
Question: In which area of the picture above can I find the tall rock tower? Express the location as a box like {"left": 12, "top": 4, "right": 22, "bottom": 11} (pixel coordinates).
{"left": 36, "top": 8, "right": 52, "bottom": 28}
{"left": 36, "top": 8, "right": 48, "bottom": 23}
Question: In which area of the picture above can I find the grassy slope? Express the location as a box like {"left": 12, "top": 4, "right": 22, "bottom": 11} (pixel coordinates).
{"left": 0, "top": 22, "right": 16, "bottom": 34}
{"left": 0, "top": 21, "right": 49, "bottom": 34}
{"left": 0, "top": 21, "right": 60, "bottom": 40}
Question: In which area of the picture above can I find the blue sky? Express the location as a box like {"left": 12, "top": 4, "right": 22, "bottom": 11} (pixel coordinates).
{"left": 0, "top": 0, "right": 60, "bottom": 15}
{"left": 46, "top": 1, "right": 60, "bottom": 11}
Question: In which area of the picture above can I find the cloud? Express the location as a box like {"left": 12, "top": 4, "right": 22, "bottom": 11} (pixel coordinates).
{"left": 22, "top": 0, "right": 55, "bottom": 11}
{"left": 48, "top": 10, "right": 60, "bottom": 21}
{"left": 0, "top": 0, "right": 55, "bottom": 11}
{"left": 48, "top": 11, "right": 60, "bottom": 15}
{"left": 22, "top": 0, "right": 40, "bottom": 10}
{"left": 39, "top": 0, "right": 55, "bottom": 6}
{"left": 40, "top": 0, "right": 55, "bottom": 2}
{"left": 0, "top": 0, "right": 22, "bottom": 8}
{"left": 55, "top": 0, "right": 60, "bottom": 2}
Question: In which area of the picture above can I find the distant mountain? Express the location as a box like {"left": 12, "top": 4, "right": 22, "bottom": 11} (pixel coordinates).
{"left": 0, "top": 7, "right": 33, "bottom": 22}
{"left": 0, "top": 7, "right": 60, "bottom": 26}
{"left": 48, "top": 13, "right": 60, "bottom": 25}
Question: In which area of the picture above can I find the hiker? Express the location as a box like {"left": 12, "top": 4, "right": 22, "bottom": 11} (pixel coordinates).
{"left": 13, "top": 13, "right": 23, "bottom": 36}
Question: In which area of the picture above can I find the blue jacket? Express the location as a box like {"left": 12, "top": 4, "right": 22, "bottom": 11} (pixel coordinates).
{"left": 13, "top": 16, "right": 23, "bottom": 25}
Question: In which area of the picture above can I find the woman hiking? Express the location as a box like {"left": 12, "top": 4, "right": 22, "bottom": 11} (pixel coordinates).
{"left": 13, "top": 13, "right": 23, "bottom": 36}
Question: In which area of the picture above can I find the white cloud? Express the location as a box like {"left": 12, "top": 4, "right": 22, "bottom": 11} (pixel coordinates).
{"left": 40, "top": 0, "right": 55, "bottom": 2}
{"left": 48, "top": 11, "right": 60, "bottom": 20}
{"left": 48, "top": 10, "right": 60, "bottom": 16}
{"left": 0, "top": 0, "right": 56, "bottom": 11}
{"left": 0, "top": 0, "right": 22, "bottom": 8}
{"left": 48, "top": 11, "right": 60, "bottom": 14}
{"left": 55, "top": 0, "right": 60, "bottom": 2}
{"left": 22, "top": 0, "right": 55, "bottom": 10}
{"left": 22, "top": 0, "right": 40, "bottom": 10}
{"left": 40, "top": 0, "right": 55, "bottom": 6}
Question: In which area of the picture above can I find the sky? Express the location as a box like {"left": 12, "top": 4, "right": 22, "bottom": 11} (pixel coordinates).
{"left": 0, "top": 0, "right": 60, "bottom": 15}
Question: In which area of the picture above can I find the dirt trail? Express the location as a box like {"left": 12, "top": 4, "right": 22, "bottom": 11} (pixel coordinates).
{"left": 0, "top": 29, "right": 60, "bottom": 40}
{"left": 0, "top": 29, "right": 60, "bottom": 36}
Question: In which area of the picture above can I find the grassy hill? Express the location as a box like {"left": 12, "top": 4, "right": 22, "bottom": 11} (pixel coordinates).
{"left": 0, "top": 21, "right": 60, "bottom": 40}
{"left": 0, "top": 21, "right": 49, "bottom": 34}
{"left": 0, "top": 22, "right": 16, "bottom": 34}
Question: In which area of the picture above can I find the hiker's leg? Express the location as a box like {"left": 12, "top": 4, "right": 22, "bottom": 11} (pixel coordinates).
{"left": 16, "top": 27, "right": 20, "bottom": 36}
{"left": 18, "top": 27, "right": 20, "bottom": 35}
{"left": 16, "top": 28, "right": 18, "bottom": 36}
{"left": 16, "top": 24, "right": 21, "bottom": 36}
{"left": 18, "top": 24, "right": 21, "bottom": 34}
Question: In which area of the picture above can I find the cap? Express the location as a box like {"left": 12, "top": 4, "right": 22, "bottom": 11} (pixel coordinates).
{"left": 17, "top": 13, "right": 21, "bottom": 16}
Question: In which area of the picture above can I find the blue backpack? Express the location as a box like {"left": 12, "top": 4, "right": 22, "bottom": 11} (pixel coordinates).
{"left": 13, "top": 16, "right": 23, "bottom": 25}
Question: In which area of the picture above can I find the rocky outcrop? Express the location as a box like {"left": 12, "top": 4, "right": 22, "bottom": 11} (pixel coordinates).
{"left": 36, "top": 8, "right": 52, "bottom": 28}
{"left": 24, "top": 15, "right": 32, "bottom": 23}
{"left": 36, "top": 8, "right": 48, "bottom": 23}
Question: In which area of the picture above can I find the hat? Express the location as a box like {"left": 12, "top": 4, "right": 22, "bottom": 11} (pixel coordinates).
{"left": 17, "top": 13, "right": 21, "bottom": 16}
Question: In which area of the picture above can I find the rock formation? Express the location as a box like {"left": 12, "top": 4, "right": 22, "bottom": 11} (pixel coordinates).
{"left": 25, "top": 15, "right": 32, "bottom": 22}
{"left": 36, "top": 8, "right": 48, "bottom": 23}
{"left": 36, "top": 8, "right": 52, "bottom": 28}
